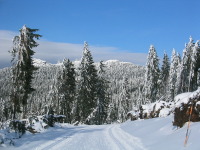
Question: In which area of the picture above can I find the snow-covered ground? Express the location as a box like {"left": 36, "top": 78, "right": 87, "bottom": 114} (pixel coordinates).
{"left": 1, "top": 115, "right": 199, "bottom": 150}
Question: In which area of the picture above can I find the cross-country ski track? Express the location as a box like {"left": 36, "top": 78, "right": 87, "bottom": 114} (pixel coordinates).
{"left": 6, "top": 123, "right": 146, "bottom": 150}
{"left": 2, "top": 116, "right": 200, "bottom": 150}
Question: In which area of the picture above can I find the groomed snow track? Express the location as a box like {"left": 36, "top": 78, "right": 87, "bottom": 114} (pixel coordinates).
{"left": 9, "top": 124, "right": 146, "bottom": 150}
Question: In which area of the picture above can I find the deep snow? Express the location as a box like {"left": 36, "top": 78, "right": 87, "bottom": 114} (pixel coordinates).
{"left": 1, "top": 115, "right": 199, "bottom": 150}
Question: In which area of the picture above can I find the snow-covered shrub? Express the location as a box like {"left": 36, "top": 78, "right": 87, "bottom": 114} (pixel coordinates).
{"left": 42, "top": 114, "right": 66, "bottom": 127}
{"left": 127, "top": 110, "right": 140, "bottom": 121}
{"left": 139, "top": 101, "right": 174, "bottom": 119}
{"left": 9, "top": 120, "right": 26, "bottom": 138}
{"left": 26, "top": 115, "right": 48, "bottom": 133}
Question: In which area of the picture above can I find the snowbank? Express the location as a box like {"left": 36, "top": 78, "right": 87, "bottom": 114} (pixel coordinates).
{"left": 131, "top": 88, "right": 200, "bottom": 122}
{"left": 121, "top": 115, "right": 200, "bottom": 150}
{"left": 174, "top": 92, "right": 192, "bottom": 107}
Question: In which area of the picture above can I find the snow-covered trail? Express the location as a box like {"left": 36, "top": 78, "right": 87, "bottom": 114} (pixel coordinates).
{"left": 4, "top": 124, "right": 146, "bottom": 150}
{"left": 2, "top": 116, "right": 200, "bottom": 150}
{"left": 57, "top": 124, "right": 146, "bottom": 150}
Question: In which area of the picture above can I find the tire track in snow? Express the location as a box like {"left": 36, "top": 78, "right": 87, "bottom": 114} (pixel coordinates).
{"left": 115, "top": 125, "right": 147, "bottom": 150}
{"left": 35, "top": 130, "right": 77, "bottom": 150}
{"left": 107, "top": 125, "right": 147, "bottom": 150}
{"left": 107, "top": 125, "right": 127, "bottom": 150}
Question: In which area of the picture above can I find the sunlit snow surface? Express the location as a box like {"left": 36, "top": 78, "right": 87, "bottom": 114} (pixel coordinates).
{"left": 1, "top": 115, "right": 200, "bottom": 150}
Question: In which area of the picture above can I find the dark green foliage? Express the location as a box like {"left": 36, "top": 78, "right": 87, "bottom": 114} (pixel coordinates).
{"left": 159, "top": 52, "right": 170, "bottom": 99}
{"left": 9, "top": 120, "right": 26, "bottom": 138}
{"left": 108, "top": 103, "right": 118, "bottom": 123}
{"left": 95, "top": 61, "right": 109, "bottom": 125}
{"left": 76, "top": 42, "right": 98, "bottom": 123}
{"left": 189, "top": 41, "right": 200, "bottom": 91}
{"left": 120, "top": 77, "right": 131, "bottom": 122}
{"left": 58, "top": 59, "right": 76, "bottom": 123}
{"left": 143, "top": 45, "right": 160, "bottom": 103}
{"left": 10, "top": 25, "right": 41, "bottom": 119}
{"left": 43, "top": 114, "right": 55, "bottom": 127}
{"left": 178, "top": 37, "right": 200, "bottom": 93}
{"left": 168, "top": 50, "right": 180, "bottom": 101}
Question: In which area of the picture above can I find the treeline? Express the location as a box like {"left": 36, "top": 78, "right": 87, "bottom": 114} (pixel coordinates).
{"left": 0, "top": 25, "right": 200, "bottom": 125}
{"left": 142, "top": 37, "right": 200, "bottom": 104}
{"left": 0, "top": 26, "right": 145, "bottom": 125}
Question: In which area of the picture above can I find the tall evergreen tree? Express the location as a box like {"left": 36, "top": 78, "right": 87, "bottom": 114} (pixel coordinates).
{"left": 143, "top": 45, "right": 159, "bottom": 103}
{"left": 189, "top": 40, "right": 200, "bottom": 91}
{"left": 10, "top": 25, "right": 41, "bottom": 119}
{"left": 167, "top": 49, "right": 179, "bottom": 101}
{"left": 58, "top": 59, "right": 76, "bottom": 123}
{"left": 76, "top": 42, "right": 98, "bottom": 124}
{"left": 180, "top": 36, "right": 194, "bottom": 92}
{"left": 95, "top": 61, "right": 109, "bottom": 125}
{"left": 118, "top": 77, "right": 131, "bottom": 122}
{"left": 174, "top": 53, "right": 182, "bottom": 95}
{"left": 159, "top": 52, "right": 170, "bottom": 100}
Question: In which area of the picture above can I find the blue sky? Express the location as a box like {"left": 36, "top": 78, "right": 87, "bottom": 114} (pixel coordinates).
{"left": 0, "top": 0, "right": 200, "bottom": 68}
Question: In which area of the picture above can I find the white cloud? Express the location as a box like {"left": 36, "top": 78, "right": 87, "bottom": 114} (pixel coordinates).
{"left": 0, "top": 30, "right": 147, "bottom": 68}
{"left": 0, "top": 30, "right": 18, "bottom": 68}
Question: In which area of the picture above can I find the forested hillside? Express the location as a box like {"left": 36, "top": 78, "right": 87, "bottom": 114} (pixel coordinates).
{"left": 0, "top": 25, "right": 200, "bottom": 126}
{"left": 0, "top": 58, "right": 145, "bottom": 123}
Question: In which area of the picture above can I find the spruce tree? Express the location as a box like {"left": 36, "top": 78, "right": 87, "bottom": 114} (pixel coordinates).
{"left": 180, "top": 36, "right": 194, "bottom": 92}
{"left": 167, "top": 49, "right": 179, "bottom": 101}
{"left": 189, "top": 40, "right": 200, "bottom": 91}
{"left": 174, "top": 53, "right": 182, "bottom": 95}
{"left": 58, "top": 59, "right": 76, "bottom": 123}
{"left": 159, "top": 52, "right": 170, "bottom": 100}
{"left": 118, "top": 77, "right": 131, "bottom": 122}
{"left": 143, "top": 45, "right": 159, "bottom": 103}
{"left": 95, "top": 61, "right": 109, "bottom": 125}
{"left": 10, "top": 25, "right": 41, "bottom": 119}
{"left": 76, "top": 42, "right": 98, "bottom": 124}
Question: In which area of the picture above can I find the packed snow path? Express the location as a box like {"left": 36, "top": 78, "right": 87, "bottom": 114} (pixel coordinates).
{"left": 5, "top": 124, "right": 146, "bottom": 150}
{"left": 2, "top": 116, "right": 200, "bottom": 150}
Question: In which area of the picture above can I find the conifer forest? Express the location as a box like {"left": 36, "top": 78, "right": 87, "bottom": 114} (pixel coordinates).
{"left": 0, "top": 25, "right": 200, "bottom": 125}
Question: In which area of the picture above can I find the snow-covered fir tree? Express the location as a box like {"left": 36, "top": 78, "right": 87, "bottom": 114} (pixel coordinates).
{"left": 76, "top": 42, "right": 98, "bottom": 124}
{"left": 10, "top": 25, "right": 41, "bottom": 119}
{"left": 143, "top": 45, "right": 159, "bottom": 103}
{"left": 95, "top": 61, "right": 109, "bottom": 125}
{"left": 2, "top": 34, "right": 200, "bottom": 124}
{"left": 167, "top": 49, "right": 179, "bottom": 101}
{"left": 58, "top": 59, "right": 76, "bottom": 123}
{"left": 0, "top": 48, "right": 145, "bottom": 124}
{"left": 47, "top": 77, "right": 60, "bottom": 115}
{"left": 188, "top": 40, "right": 200, "bottom": 91}
{"left": 174, "top": 53, "right": 182, "bottom": 96}
{"left": 159, "top": 52, "right": 170, "bottom": 100}
{"left": 180, "top": 36, "right": 195, "bottom": 92}
{"left": 118, "top": 77, "right": 131, "bottom": 122}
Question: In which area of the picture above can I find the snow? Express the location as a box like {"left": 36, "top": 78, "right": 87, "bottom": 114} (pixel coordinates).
{"left": 174, "top": 92, "right": 192, "bottom": 107}
{"left": 159, "top": 108, "right": 171, "bottom": 117}
{"left": 104, "top": 59, "right": 135, "bottom": 66}
{"left": 174, "top": 87, "right": 200, "bottom": 107}
{"left": 189, "top": 87, "right": 200, "bottom": 99}
{"left": 1, "top": 115, "right": 200, "bottom": 150}
{"left": 140, "top": 100, "right": 174, "bottom": 118}
{"left": 33, "top": 58, "right": 50, "bottom": 66}
{"left": 128, "top": 110, "right": 140, "bottom": 118}
{"left": 196, "top": 101, "right": 200, "bottom": 105}
{"left": 121, "top": 115, "right": 200, "bottom": 150}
